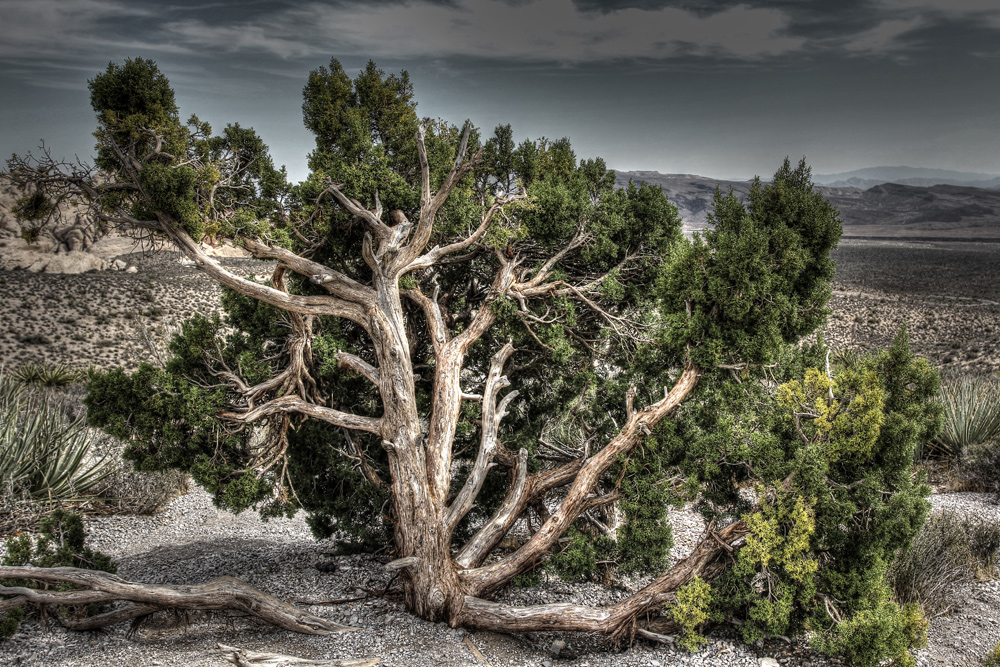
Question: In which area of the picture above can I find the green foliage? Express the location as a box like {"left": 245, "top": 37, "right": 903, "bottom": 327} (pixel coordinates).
{"left": 549, "top": 528, "right": 602, "bottom": 582}
{"left": 86, "top": 58, "right": 286, "bottom": 241}
{"left": 669, "top": 577, "right": 714, "bottom": 652}
{"left": 10, "top": 361, "right": 86, "bottom": 387}
{"left": 12, "top": 190, "right": 54, "bottom": 222}
{"left": 659, "top": 333, "right": 938, "bottom": 665}
{"left": 985, "top": 642, "right": 1000, "bottom": 667}
{"left": 0, "top": 372, "right": 110, "bottom": 502}
{"left": 1, "top": 510, "right": 116, "bottom": 638}
{"left": 932, "top": 374, "right": 1000, "bottom": 459}
{"left": 659, "top": 159, "right": 840, "bottom": 368}
{"left": 811, "top": 563, "right": 926, "bottom": 667}
{"left": 0, "top": 607, "right": 26, "bottom": 639}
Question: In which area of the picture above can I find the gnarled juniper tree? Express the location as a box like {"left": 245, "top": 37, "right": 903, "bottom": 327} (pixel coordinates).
{"left": 3, "top": 58, "right": 940, "bottom": 665}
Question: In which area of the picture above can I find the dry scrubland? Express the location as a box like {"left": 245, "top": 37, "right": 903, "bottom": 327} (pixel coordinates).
{"left": 821, "top": 240, "right": 1000, "bottom": 373}
{"left": 1, "top": 238, "right": 997, "bottom": 374}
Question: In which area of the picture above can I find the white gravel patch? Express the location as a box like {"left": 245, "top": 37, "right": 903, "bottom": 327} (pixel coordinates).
{"left": 2, "top": 488, "right": 997, "bottom": 667}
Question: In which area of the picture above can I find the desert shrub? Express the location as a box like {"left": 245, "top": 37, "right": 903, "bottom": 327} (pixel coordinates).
{"left": 0, "top": 510, "right": 116, "bottom": 638}
{"left": 889, "top": 511, "right": 1000, "bottom": 616}
{"left": 0, "top": 372, "right": 112, "bottom": 504}
{"left": 0, "top": 478, "right": 43, "bottom": 536}
{"left": 15, "top": 333, "right": 51, "bottom": 346}
{"left": 669, "top": 576, "right": 714, "bottom": 652}
{"left": 931, "top": 374, "right": 1000, "bottom": 459}
{"left": 92, "top": 435, "right": 190, "bottom": 515}
{"left": 11, "top": 361, "right": 86, "bottom": 387}
{"left": 985, "top": 642, "right": 1000, "bottom": 667}
{"left": 956, "top": 436, "right": 1000, "bottom": 496}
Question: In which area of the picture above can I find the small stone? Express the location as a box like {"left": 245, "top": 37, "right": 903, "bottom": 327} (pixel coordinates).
{"left": 550, "top": 639, "right": 567, "bottom": 656}
{"left": 760, "top": 659, "right": 781, "bottom": 667}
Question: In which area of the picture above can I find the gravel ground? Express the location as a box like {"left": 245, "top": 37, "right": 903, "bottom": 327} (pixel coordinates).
{"left": 3, "top": 489, "right": 998, "bottom": 667}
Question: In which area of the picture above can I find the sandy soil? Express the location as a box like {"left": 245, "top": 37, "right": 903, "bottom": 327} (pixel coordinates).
{"left": 2, "top": 239, "right": 997, "bottom": 374}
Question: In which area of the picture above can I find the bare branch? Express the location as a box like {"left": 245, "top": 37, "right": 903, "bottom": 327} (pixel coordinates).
{"left": 404, "top": 193, "right": 525, "bottom": 273}
{"left": 398, "top": 121, "right": 482, "bottom": 268}
{"left": 457, "top": 520, "right": 747, "bottom": 635}
{"left": 323, "top": 181, "right": 391, "bottom": 240}
{"left": 460, "top": 365, "right": 701, "bottom": 595}
{"left": 0, "top": 566, "right": 357, "bottom": 636}
{"left": 405, "top": 286, "right": 450, "bottom": 354}
{"left": 220, "top": 395, "right": 382, "bottom": 435}
{"left": 455, "top": 448, "right": 530, "bottom": 569}
{"left": 165, "top": 224, "right": 370, "bottom": 328}
{"left": 243, "top": 238, "right": 374, "bottom": 305}
{"left": 447, "top": 343, "right": 516, "bottom": 531}
{"left": 335, "top": 352, "right": 380, "bottom": 387}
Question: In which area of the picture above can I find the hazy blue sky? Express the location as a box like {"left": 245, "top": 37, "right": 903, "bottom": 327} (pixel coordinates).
{"left": 1, "top": 0, "right": 998, "bottom": 183}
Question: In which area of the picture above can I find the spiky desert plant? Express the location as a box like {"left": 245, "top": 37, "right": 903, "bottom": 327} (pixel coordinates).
{"left": 0, "top": 372, "right": 111, "bottom": 503}
{"left": 930, "top": 374, "right": 1000, "bottom": 459}
{"left": 11, "top": 361, "right": 86, "bottom": 387}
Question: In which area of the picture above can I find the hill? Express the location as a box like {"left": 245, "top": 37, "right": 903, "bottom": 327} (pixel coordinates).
{"left": 616, "top": 170, "right": 1000, "bottom": 240}
{"left": 813, "top": 166, "right": 1000, "bottom": 190}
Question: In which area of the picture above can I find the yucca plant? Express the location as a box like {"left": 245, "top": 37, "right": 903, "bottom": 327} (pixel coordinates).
{"left": 0, "top": 373, "right": 111, "bottom": 503}
{"left": 929, "top": 374, "right": 1000, "bottom": 459}
{"left": 11, "top": 361, "right": 86, "bottom": 387}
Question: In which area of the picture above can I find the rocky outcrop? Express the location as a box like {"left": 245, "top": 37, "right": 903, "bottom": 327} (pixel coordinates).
{"left": 0, "top": 176, "right": 249, "bottom": 273}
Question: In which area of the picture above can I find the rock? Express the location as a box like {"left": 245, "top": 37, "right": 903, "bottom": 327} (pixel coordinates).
{"left": 125, "top": 265, "right": 138, "bottom": 274}
{"left": 549, "top": 640, "right": 566, "bottom": 657}
{"left": 88, "top": 234, "right": 142, "bottom": 260}
{"left": 759, "top": 658, "right": 780, "bottom": 667}
{"left": 199, "top": 241, "right": 250, "bottom": 258}
{"left": 64, "top": 227, "right": 86, "bottom": 252}
{"left": 41, "top": 250, "right": 107, "bottom": 274}
{"left": 112, "top": 259, "right": 127, "bottom": 271}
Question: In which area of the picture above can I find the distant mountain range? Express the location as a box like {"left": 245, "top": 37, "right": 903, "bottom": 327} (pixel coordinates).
{"left": 812, "top": 166, "right": 1000, "bottom": 190}
{"left": 615, "top": 169, "right": 1000, "bottom": 241}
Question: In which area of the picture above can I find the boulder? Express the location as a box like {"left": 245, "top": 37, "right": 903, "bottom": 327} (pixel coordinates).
{"left": 41, "top": 250, "right": 107, "bottom": 274}
{"left": 88, "top": 234, "right": 144, "bottom": 260}
{"left": 64, "top": 226, "right": 87, "bottom": 252}
{"left": 199, "top": 241, "right": 250, "bottom": 258}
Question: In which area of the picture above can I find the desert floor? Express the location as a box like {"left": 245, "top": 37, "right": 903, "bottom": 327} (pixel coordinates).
{"left": 1, "top": 238, "right": 997, "bottom": 374}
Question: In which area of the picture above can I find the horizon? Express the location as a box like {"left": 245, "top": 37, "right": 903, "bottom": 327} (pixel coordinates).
{"left": 2, "top": 0, "right": 999, "bottom": 184}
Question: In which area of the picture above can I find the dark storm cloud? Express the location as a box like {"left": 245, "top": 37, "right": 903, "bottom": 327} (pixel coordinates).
{"left": 3, "top": 0, "right": 999, "bottom": 82}
{"left": 1, "top": 0, "right": 999, "bottom": 183}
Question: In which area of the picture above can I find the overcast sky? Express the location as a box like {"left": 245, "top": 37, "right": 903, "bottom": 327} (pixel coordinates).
{"left": 1, "top": 0, "right": 998, "bottom": 183}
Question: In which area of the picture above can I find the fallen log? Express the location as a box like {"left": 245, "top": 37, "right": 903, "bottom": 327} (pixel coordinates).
{"left": 218, "top": 643, "right": 379, "bottom": 666}
{"left": 0, "top": 566, "right": 355, "bottom": 635}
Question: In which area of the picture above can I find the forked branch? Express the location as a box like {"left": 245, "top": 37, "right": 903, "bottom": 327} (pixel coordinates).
{"left": 456, "top": 519, "right": 747, "bottom": 635}
{"left": 460, "top": 364, "right": 701, "bottom": 595}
